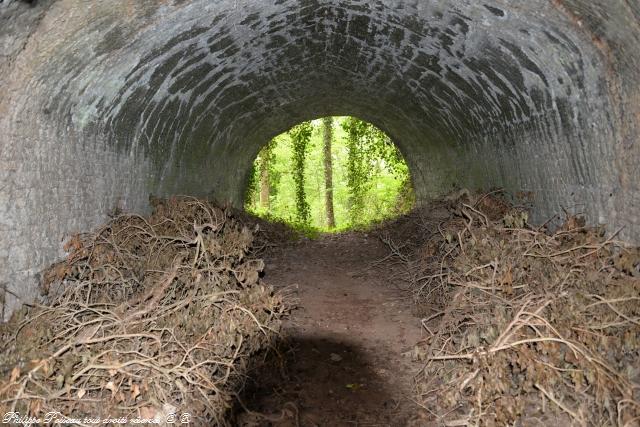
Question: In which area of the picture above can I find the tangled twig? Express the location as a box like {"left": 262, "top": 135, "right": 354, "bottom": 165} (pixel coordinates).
{"left": 0, "top": 196, "right": 289, "bottom": 425}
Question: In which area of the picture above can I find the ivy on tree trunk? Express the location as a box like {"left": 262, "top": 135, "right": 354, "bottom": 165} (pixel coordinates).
{"left": 343, "top": 117, "right": 368, "bottom": 225}
{"left": 258, "top": 142, "right": 274, "bottom": 210}
{"left": 288, "top": 122, "right": 313, "bottom": 225}
{"left": 323, "top": 117, "right": 336, "bottom": 229}
{"left": 246, "top": 117, "right": 414, "bottom": 230}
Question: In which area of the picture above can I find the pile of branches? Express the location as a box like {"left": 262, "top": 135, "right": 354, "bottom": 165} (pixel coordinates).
{"left": 0, "top": 197, "right": 288, "bottom": 425}
{"left": 392, "top": 191, "right": 640, "bottom": 426}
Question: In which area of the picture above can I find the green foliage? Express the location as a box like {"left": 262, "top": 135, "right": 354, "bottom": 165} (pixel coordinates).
{"left": 342, "top": 117, "right": 410, "bottom": 226}
{"left": 396, "top": 173, "right": 416, "bottom": 214}
{"left": 258, "top": 139, "right": 276, "bottom": 177}
{"left": 245, "top": 160, "right": 259, "bottom": 205}
{"left": 245, "top": 116, "right": 414, "bottom": 232}
{"left": 343, "top": 118, "right": 370, "bottom": 224}
{"left": 288, "top": 121, "right": 313, "bottom": 225}
{"left": 248, "top": 138, "right": 283, "bottom": 209}
{"left": 259, "top": 139, "right": 281, "bottom": 198}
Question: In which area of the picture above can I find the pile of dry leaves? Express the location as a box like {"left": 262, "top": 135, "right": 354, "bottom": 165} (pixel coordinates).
{"left": 0, "top": 196, "right": 288, "bottom": 425}
{"left": 387, "top": 190, "right": 639, "bottom": 426}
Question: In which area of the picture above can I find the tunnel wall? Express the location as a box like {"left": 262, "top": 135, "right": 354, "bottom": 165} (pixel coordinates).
{"left": 1, "top": 0, "right": 639, "bottom": 318}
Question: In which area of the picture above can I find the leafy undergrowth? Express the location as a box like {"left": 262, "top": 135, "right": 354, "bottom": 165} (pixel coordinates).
{"left": 380, "top": 190, "right": 640, "bottom": 426}
{"left": 0, "top": 197, "right": 289, "bottom": 426}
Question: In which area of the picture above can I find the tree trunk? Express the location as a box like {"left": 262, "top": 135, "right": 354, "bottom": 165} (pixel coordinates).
{"left": 259, "top": 154, "right": 270, "bottom": 210}
{"left": 323, "top": 117, "right": 336, "bottom": 228}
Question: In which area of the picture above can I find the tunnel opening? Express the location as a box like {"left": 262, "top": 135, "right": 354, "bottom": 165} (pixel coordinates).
{"left": 2, "top": 0, "right": 639, "bottom": 318}
{"left": 244, "top": 116, "right": 415, "bottom": 233}
{"left": 1, "top": 0, "right": 640, "bottom": 424}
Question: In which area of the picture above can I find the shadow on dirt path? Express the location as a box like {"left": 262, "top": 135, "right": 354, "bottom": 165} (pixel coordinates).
{"left": 235, "top": 233, "right": 425, "bottom": 426}
{"left": 238, "top": 336, "right": 403, "bottom": 426}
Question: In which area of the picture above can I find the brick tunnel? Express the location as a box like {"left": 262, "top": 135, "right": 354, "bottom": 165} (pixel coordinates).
{"left": 1, "top": 0, "right": 639, "bottom": 318}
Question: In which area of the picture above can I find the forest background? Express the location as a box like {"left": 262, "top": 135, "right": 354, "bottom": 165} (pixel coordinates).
{"left": 245, "top": 116, "right": 415, "bottom": 232}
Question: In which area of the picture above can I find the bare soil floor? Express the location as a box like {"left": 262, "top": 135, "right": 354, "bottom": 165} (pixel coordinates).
{"left": 236, "top": 233, "right": 425, "bottom": 426}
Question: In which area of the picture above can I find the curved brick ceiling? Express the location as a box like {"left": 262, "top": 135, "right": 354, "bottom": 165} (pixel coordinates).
{"left": 1, "top": 0, "right": 639, "bottom": 316}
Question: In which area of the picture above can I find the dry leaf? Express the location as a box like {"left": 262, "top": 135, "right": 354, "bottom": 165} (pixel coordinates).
{"left": 29, "top": 399, "right": 42, "bottom": 416}
{"left": 131, "top": 384, "right": 140, "bottom": 401}
{"left": 9, "top": 366, "right": 20, "bottom": 382}
{"left": 77, "top": 388, "right": 86, "bottom": 399}
{"left": 139, "top": 407, "right": 155, "bottom": 420}
{"left": 41, "top": 360, "right": 50, "bottom": 377}
{"left": 105, "top": 381, "right": 117, "bottom": 398}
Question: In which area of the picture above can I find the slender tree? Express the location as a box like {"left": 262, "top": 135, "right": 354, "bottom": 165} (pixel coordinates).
{"left": 244, "top": 160, "right": 259, "bottom": 211}
{"left": 343, "top": 117, "right": 368, "bottom": 225}
{"left": 289, "top": 122, "right": 313, "bottom": 225}
{"left": 323, "top": 117, "right": 336, "bottom": 228}
{"left": 258, "top": 143, "right": 274, "bottom": 211}
{"left": 259, "top": 160, "right": 269, "bottom": 210}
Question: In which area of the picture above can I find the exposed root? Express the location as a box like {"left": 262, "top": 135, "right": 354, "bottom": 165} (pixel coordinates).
{"left": 381, "top": 190, "right": 640, "bottom": 426}
{"left": 0, "top": 196, "right": 289, "bottom": 425}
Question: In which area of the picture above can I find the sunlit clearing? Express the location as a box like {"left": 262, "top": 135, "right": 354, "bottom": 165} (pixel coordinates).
{"left": 244, "top": 116, "right": 415, "bottom": 232}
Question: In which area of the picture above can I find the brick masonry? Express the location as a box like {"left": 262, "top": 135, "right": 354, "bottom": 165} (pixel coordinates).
{"left": 1, "top": 0, "right": 639, "bottom": 318}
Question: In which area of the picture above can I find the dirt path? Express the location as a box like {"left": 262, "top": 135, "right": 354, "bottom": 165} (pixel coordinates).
{"left": 238, "top": 233, "right": 425, "bottom": 426}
